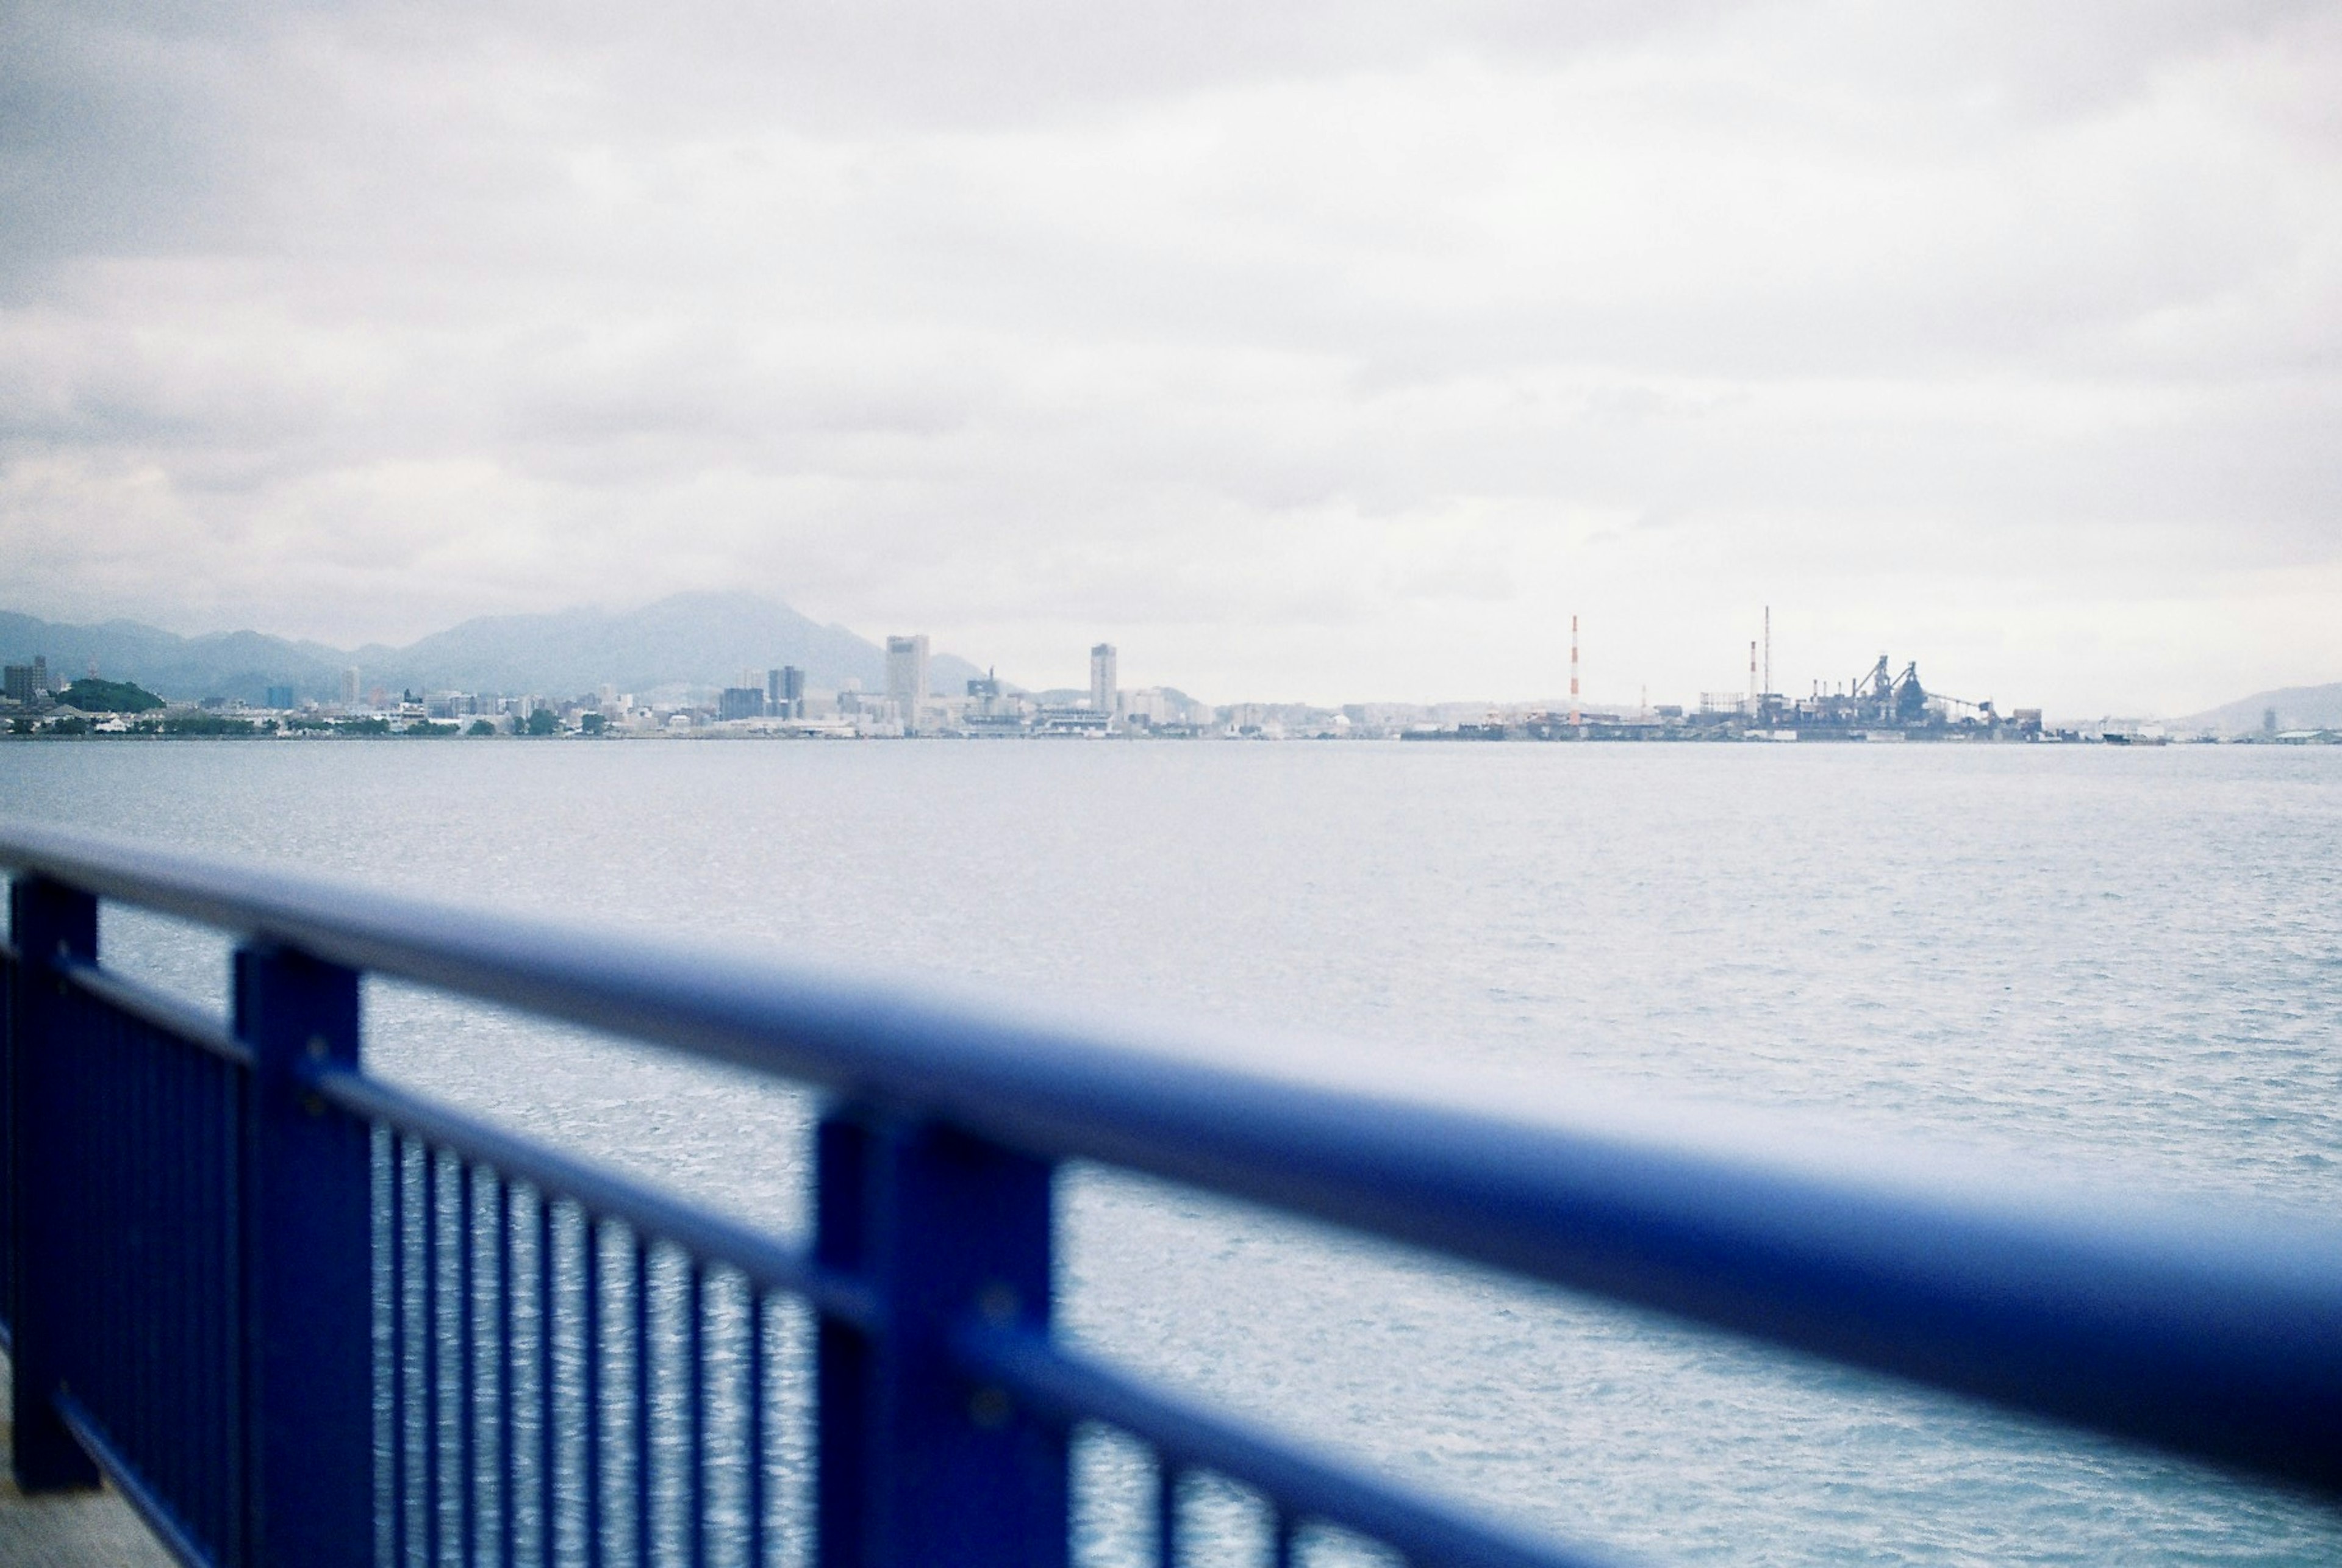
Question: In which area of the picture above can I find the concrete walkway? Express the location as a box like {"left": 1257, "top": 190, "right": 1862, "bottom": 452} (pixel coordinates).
{"left": 0, "top": 1352, "right": 177, "bottom": 1567}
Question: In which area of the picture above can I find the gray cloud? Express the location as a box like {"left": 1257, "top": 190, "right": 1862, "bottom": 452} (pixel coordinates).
{"left": 1, "top": 0, "right": 2338, "bottom": 711}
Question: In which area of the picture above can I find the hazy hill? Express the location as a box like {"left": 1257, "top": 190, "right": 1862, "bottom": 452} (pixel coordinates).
{"left": 0, "top": 612, "right": 353, "bottom": 701}
{"left": 1, "top": 595, "right": 985, "bottom": 704}
{"left": 351, "top": 592, "right": 983, "bottom": 698}
{"left": 2177, "top": 681, "right": 2342, "bottom": 735}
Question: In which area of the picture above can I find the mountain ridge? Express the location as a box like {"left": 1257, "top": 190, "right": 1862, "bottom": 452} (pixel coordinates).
{"left": 2174, "top": 680, "right": 2342, "bottom": 735}
{"left": 0, "top": 594, "right": 986, "bottom": 704}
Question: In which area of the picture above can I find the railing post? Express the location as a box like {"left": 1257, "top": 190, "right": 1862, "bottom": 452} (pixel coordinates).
{"left": 6, "top": 874, "right": 102, "bottom": 1491}
{"left": 815, "top": 1109, "right": 1067, "bottom": 1568}
{"left": 235, "top": 943, "right": 371, "bottom": 1567}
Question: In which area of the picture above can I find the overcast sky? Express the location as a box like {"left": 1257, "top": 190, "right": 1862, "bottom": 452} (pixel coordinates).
{"left": 3, "top": 1, "right": 2337, "bottom": 712}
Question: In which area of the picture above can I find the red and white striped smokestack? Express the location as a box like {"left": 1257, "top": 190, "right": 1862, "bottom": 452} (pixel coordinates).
{"left": 1570, "top": 614, "right": 1580, "bottom": 726}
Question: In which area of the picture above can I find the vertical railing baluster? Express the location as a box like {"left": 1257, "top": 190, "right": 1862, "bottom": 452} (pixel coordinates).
{"left": 204, "top": 1047, "right": 232, "bottom": 1558}
{"left": 234, "top": 940, "right": 371, "bottom": 1566}
{"left": 393, "top": 1135, "right": 409, "bottom": 1568}
{"left": 79, "top": 979, "right": 107, "bottom": 1470}
{"left": 426, "top": 1148, "right": 443, "bottom": 1568}
{"left": 813, "top": 1111, "right": 1067, "bottom": 1568}
{"left": 164, "top": 1031, "right": 185, "bottom": 1522}
{"left": 685, "top": 1264, "right": 704, "bottom": 1568}
{"left": 219, "top": 1044, "right": 245, "bottom": 1568}
{"left": 1271, "top": 1509, "right": 1298, "bottom": 1568}
{"left": 586, "top": 1217, "right": 604, "bottom": 1568}
{"left": 745, "top": 1288, "right": 766, "bottom": 1568}
{"left": 1153, "top": 1461, "right": 1178, "bottom": 1568}
{"left": 173, "top": 1040, "right": 199, "bottom": 1541}
{"left": 149, "top": 1023, "right": 168, "bottom": 1526}
{"left": 633, "top": 1236, "right": 652, "bottom": 1568}
{"left": 498, "top": 1176, "right": 515, "bottom": 1568}
{"left": 7, "top": 875, "right": 103, "bottom": 1492}
{"left": 537, "top": 1195, "right": 556, "bottom": 1568}
{"left": 0, "top": 935, "right": 11, "bottom": 1330}
{"left": 163, "top": 1025, "right": 184, "bottom": 1521}
{"left": 204, "top": 1047, "right": 228, "bottom": 1556}
{"left": 462, "top": 1162, "right": 479, "bottom": 1568}
{"left": 119, "top": 998, "right": 145, "bottom": 1491}
{"left": 123, "top": 1001, "right": 146, "bottom": 1488}
{"left": 166, "top": 1040, "right": 191, "bottom": 1541}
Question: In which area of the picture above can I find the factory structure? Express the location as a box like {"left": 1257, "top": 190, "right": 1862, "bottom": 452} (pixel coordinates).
{"left": 1424, "top": 608, "right": 2046, "bottom": 742}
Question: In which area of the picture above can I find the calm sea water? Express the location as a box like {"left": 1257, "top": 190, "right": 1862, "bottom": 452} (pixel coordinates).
{"left": 3, "top": 739, "right": 2338, "bottom": 1565}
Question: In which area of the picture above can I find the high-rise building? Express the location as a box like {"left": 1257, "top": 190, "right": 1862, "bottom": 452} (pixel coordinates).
{"left": 265, "top": 684, "right": 296, "bottom": 710}
{"left": 765, "top": 666, "right": 808, "bottom": 719}
{"left": 341, "top": 667, "right": 362, "bottom": 707}
{"left": 719, "top": 687, "right": 766, "bottom": 721}
{"left": 1089, "top": 643, "right": 1117, "bottom": 717}
{"left": 4, "top": 656, "right": 48, "bottom": 705}
{"left": 886, "top": 636, "right": 929, "bottom": 732}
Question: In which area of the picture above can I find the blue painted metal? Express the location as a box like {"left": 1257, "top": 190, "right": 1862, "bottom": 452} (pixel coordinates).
{"left": 1153, "top": 1461, "right": 1177, "bottom": 1568}
{"left": 460, "top": 1161, "right": 478, "bottom": 1568}
{"left": 313, "top": 1070, "right": 876, "bottom": 1328}
{"left": 744, "top": 1280, "right": 769, "bottom": 1567}
{"left": 1, "top": 933, "right": 15, "bottom": 1352}
{"left": 9, "top": 880, "right": 246, "bottom": 1558}
{"left": 495, "top": 1176, "right": 516, "bottom": 1568}
{"left": 630, "top": 1235, "right": 650, "bottom": 1568}
{"left": 535, "top": 1188, "right": 556, "bottom": 1567}
{"left": 7, "top": 874, "right": 105, "bottom": 1493}
{"left": 421, "top": 1143, "right": 442, "bottom": 1567}
{"left": 815, "top": 1111, "right": 1065, "bottom": 1568}
{"left": 388, "top": 1131, "right": 409, "bottom": 1568}
{"left": 55, "top": 1388, "right": 217, "bottom": 1564}
{"left": 2, "top": 820, "right": 2340, "bottom": 1568}
{"left": 235, "top": 942, "right": 373, "bottom": 1566}
{"left": 6, "top": 822, "right": 2337, "bottom": 1496}
{"left": 959, "top": 1324, "right": 1612, "bottom": 1568}
{"left": 584, "top": 1212, "right": 604, "bottom": 1568}
{"left": 684, "top": 1261, "right": 706, "bottom": 1568}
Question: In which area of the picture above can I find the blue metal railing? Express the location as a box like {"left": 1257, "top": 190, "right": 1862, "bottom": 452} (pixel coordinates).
{"left": 1, "top": 820, "right": 2337, "bottom": 1566}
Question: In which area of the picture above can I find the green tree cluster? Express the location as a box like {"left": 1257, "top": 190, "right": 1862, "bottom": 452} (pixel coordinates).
{"left": 163, "top": 713, "right": 257, "bottom": 736}
{"left": 61, "top": 678, "right": 165, "bottom": 713}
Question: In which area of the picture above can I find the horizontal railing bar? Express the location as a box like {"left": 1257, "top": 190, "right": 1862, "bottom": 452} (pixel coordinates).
{"left": 5, "top": 824, "right": 2340, "bottom": 1494}
{"left": 57, "top": 959, "right": 254, "bottom": 1070}
{"left": 53, "top": 1389, "right": 214, "bottom": 1568}
{"left": 313, "top": 1069, "right": 881, "bottom": 1333}
{"left": 958, "top": 1325, "right": 1622, "bottom": 1568}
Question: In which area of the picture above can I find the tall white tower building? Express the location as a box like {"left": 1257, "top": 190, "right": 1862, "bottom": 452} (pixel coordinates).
{"left": 886, "top": 635, "right": 929, "bottom": 731}
{"left": 1089, "top": 643, "right": 1118, "bottom": 717}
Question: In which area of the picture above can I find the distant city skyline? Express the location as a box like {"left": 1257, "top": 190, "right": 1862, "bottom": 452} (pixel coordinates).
{"left": 0, "top": 590, "right": 2323, "bottom": 725}
{"left": 4, "top": 6, "right": 2337, "bottom": 715}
